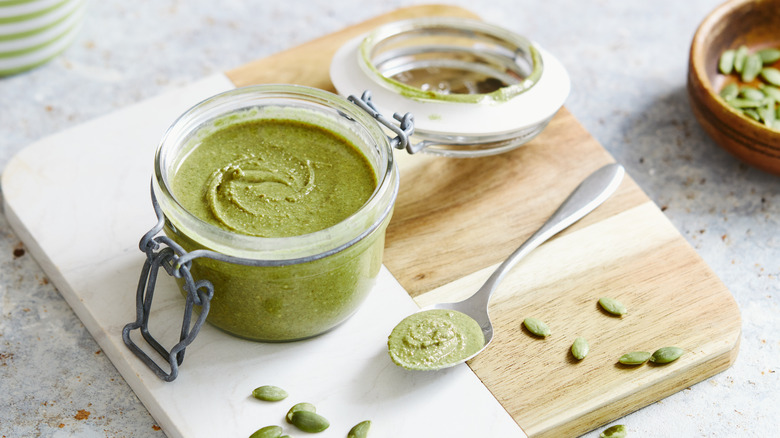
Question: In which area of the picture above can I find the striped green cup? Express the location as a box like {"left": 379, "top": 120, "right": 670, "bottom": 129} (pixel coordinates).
{"left": 0, "top": 0, "right": 87, "bottom": 76}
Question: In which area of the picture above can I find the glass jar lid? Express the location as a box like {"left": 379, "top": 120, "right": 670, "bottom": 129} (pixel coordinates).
{"left": 330, "top": 17, "right": 570, "bottom": 157}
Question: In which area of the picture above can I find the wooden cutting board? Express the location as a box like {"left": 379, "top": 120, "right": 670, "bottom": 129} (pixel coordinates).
{"left": 230, "top": 5, "right": 741, "bottom": 436}
{"left": 3, "top": 5, "right": 741, "bottom": 438}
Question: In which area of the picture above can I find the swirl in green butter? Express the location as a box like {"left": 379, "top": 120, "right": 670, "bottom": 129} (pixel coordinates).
{"left": 174, "top": 118, "right": 376, "bottom": 238}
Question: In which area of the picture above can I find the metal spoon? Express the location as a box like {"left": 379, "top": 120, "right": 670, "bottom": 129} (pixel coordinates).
{"left": 424, "top": 163, "right": 625, "bottom": 368}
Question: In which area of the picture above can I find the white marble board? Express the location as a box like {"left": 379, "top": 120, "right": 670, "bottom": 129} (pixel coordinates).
{"left": 1, "top": 73, "right": 526, "bottom": 438}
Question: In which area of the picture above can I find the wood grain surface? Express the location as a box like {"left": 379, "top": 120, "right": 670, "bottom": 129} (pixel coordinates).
{"left": 226, "top": 5, "right": 741, "bottom": 437}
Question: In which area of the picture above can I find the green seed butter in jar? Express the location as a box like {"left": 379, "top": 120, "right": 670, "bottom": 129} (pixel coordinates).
{"left": 152, "top": 85, "right": 399, "bottom": 341}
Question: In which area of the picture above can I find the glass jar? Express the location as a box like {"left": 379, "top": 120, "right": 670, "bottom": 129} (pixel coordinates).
{"left": 330, "top": 17, "right": 570, "bottom": 157}
{"left": 151, "top": 84, "right": 399, "bottom": 341}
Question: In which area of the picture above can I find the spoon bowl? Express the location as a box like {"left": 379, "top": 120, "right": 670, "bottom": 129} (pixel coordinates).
{"left": 403, "top": 163, "right": 625, "bottom": 370}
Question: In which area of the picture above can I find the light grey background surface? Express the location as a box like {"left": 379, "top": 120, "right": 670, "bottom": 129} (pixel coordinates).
{"left": 0, "top": 1, "right": 777, "bottom": 437}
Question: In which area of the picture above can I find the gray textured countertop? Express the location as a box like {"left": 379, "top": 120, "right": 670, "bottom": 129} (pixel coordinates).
{"left": 0, "top": 1, "right": 777, "bottom": 437}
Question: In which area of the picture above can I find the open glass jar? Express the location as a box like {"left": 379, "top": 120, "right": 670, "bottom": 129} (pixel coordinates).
{"left": 330, "top": 17, "right": 570, "bottom": 157}
{"left": 124, "top": 85, "right": 407, "bottom": 380}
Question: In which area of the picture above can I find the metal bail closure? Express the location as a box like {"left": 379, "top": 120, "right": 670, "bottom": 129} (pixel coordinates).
{"left": 348, "top": 90, "right": 420, "bottom": 154}
{"left": 122, "top": 188, "right": 214, "bottom": 382}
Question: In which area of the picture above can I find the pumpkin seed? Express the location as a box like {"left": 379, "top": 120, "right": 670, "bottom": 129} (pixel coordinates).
{"left": 650, "top": 346, "right": 684, "bottom": 364}
{"left": 618, "top": 351, "right": 651, "bottom": 365}
{"left": 744, "top": 108, "right": 761, "bottom": 121}
{"left": 571, "top": 337, "right": 589, "bottom": 360}
{"left": 523, "top": 317, "right": 550, "bottom": 337}
{"left": 758, "top": 48, "right": 780, "bottom": 64}
{"left": 249, "top": 425, "right": 283, "bottom": 438}
{"left": 734, "top": 45, "right": 749, "bottom": 73}
{"left": 741, "top": 53, "right": 763, "bottom": 82}
{"left": 760, "top": 67, "right": 780, "bottom": 86}
{"left": 719, "top": 83, "right": 739, "bottom": 100}
{"left": 348, "top": 420, "right": 372, "bottom": 438}
{"left": 252, "top": 385, "right": 288, "bottom": 402}
{"left": 280, "top": 436, "right": 291, "bottom": 438}
{"left": 290, "top": 410, "right": 330, "bottom": 433}
{"left": 739, "top": 86, "right": 765, "bottom": 101}
{"left": 600, "top": 424, "right": 627, "bottom": 438}
{"left": 286, "top": 402, "right": 316, "bottom": 424}
{"left": 760, "top": 84, "right": 780, "bottom": 101}
{"left": 598, "top": 297, "right": 626, "bottom": 316}
{"left": 759, "top": 100, "right": 776, "bottom": 127}
{"left": 718, "top": 49, "right": 735, "bottom": 74}
{"left": 727, "top": 98, "right": 764, "bottom": 109}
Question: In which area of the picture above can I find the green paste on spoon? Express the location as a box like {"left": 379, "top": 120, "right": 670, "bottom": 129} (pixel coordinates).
{"left": 387, "top": 309, "right": 485, "bottom": 370}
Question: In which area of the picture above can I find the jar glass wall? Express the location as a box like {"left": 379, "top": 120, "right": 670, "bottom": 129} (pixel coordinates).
{"left": 152, "top": 85, "right": 398, "bottom": 341}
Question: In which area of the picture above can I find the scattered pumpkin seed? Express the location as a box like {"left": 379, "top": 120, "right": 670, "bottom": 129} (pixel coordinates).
{"left": 571, "top": 337, "right": 589, "bottom": 360}
{"left": 741, "top": 53, "right": 763, "bottom": 82}
{"left": 650, "top": 346, "right": 684, "bottom": 364}
{"left": 290, "top": 410, "right": 330, "bottom": 433}
{"left": 523, "top": 317, "right": 550, "bottom": 337}
{"left": 734, "top": 45, "right": 749, "bottom": 72}
{"left": 598, "top": 297, "right": 626, "bottom": 316}
{"left": 249, "top": 425, "right": 283, "bottom": 438}
{"left": 758, "top": 48, "right": 780, "bottom": 64}
{"left": 286, "top": 402, "right": 317, "bottom": 424}
{"left": 348, "top": 420, "right": 372, "bottom": 438}
{"left": 252, "top": 385, "right": 288, "bottom": 402}
{"left": 719, "top": 83, "right": 739, "bottom": 100}
{"left": 760, "top": 67, "right": 780, "bottom": 86}
{"left": 718, "top": 49, "right": 735, "bottom": 74}
{"left": 600, "top": 424, "right": 627, "bottom": 438}
{"left": 618, "top": 351, "right": 651, "bottom": 365}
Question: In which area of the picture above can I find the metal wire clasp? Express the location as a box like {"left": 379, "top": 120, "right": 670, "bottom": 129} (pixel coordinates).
{"left": 121, "top": 188, "right": 214, "bottom": 382}
{"left": 348, "top": 91, "right": 420, "bottom": 154}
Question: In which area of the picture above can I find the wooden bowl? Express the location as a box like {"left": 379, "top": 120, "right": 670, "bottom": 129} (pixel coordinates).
{"left": 688, "top": 0, "right": 780, "bottom": 175}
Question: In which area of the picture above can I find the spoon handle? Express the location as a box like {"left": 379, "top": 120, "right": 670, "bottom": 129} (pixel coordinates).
{"left": 471, "top": 163, "right": 625, "bottom": 306}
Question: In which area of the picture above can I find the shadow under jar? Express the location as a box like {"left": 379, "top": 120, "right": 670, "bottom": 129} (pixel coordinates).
{"left": 152, "top": 85, "right": 399, "bottom": 342}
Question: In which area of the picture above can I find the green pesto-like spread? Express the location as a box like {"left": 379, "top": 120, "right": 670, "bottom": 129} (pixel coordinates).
{"left": 167, "top": 117, "right": 385, "bottom": 341}
{"left": 172, "top": 118, "right": 376, "bottom": 237}
{"left": 387, "top": 309, "right": 485, "bottom": 370}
